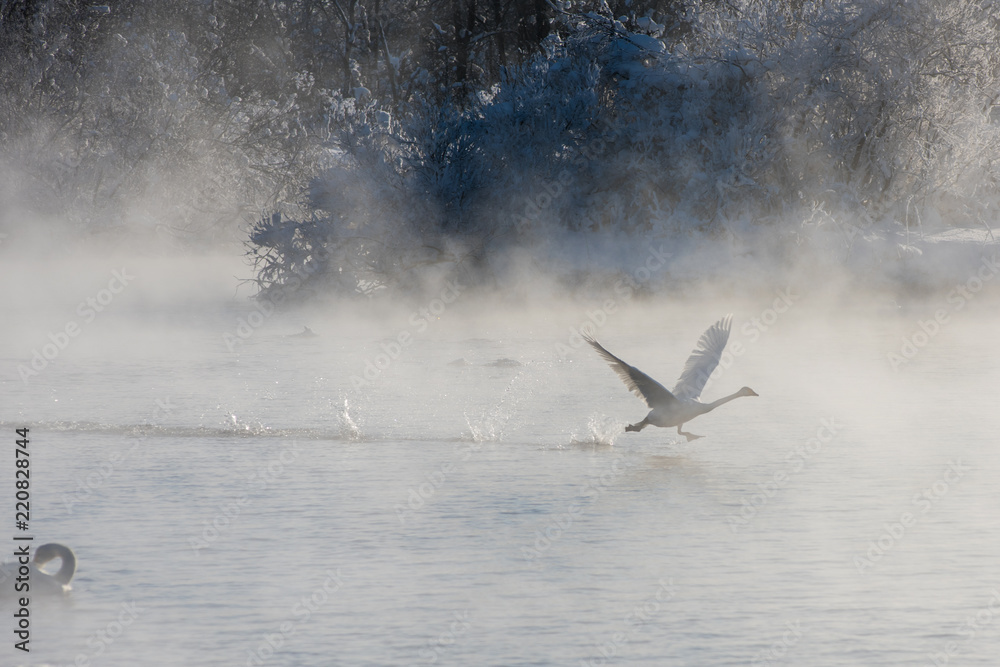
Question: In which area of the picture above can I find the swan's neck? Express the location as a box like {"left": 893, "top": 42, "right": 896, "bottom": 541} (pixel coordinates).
{"left": 705, "top": 391, "right": 747, "bottom": 412}
{"left": 48, "top": 546, "right": 76, "bottom": 585}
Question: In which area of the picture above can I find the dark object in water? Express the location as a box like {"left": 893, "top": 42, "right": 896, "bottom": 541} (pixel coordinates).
{"left": 487, "top": 358, "right": 521, "bottom": 367}
{"left": 0, "top": 543, "right": 76, "bottom": 596}
{"left": 290, "top": 326, "right": 318, "bottom": 338}
{"left": 448, "top": 358, "right": 468, "bottom": 366}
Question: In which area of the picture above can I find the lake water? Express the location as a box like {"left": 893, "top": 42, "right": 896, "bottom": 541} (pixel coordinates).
{"left": 1, "top": 256, "right": 999, "bottom": 666}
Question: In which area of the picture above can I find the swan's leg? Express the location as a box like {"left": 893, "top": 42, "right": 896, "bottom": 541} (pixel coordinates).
{"left": 677, "top": 424, "right": 703, "bottom": 442}
{"left": 625, "top": 418, "right": 649, "bottom": 433}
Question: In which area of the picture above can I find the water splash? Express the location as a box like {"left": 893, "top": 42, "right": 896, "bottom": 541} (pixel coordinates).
{"left": 339, "top": 398, "right": 361, "bottom": 440}
{"left": 464, "top": 371, "right": 529, "bottom": 443}
{"left": 569, "top": 414, "right": 623, "bottom": 447}
{"left": 222, "top": 411, "right": 272, "bottom": 436}
{"left": 465, "top": 406, "right": 510, "bottom": 443}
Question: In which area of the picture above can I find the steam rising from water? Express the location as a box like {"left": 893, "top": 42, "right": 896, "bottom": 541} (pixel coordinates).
{"left": 1, "top": 246, "right": 999, "bottom": 666}
{"left": 1, "top": 3, "right": 1000, "bottom": 663}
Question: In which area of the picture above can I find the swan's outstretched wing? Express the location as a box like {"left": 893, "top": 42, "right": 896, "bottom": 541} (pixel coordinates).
{"left": 672, "top": 314, "right": 733, "bottom": 400}
{"left": 583, "top": 335, "right": 677, "bottom": 409}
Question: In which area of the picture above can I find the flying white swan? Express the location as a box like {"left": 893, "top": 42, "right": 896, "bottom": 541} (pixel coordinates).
{"left": 584, "top": 314, "right": 758, "bottom": 441}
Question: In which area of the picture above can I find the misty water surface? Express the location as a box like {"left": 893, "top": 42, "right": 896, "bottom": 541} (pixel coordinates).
{"left": 1, "top": 253, "right": 999, "bottom": 666}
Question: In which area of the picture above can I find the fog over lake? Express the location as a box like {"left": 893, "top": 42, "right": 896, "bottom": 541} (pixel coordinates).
{"left": 4, "top": 0, "right": 1000, "bottom": 664}
{"left": 0, "top": 249, "right": 998, "bottom": 666}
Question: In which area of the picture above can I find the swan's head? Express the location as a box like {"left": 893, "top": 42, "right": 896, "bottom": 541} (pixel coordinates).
{"left": 33, "top": 543, "right": 76, "bottom": 585}
{"left": 739, "top": 387, "right": 759, "bottom": 397}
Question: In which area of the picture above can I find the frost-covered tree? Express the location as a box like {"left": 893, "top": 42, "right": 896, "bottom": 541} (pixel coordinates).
{"left": 245, "top": 0, "right": 1000, "bottom": 298}
{"left": 3, "top": 0, "right": 998, "bottom": 292}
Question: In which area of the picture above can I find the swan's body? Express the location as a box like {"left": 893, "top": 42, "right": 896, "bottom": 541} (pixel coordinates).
{"left": 584, "top": 315, "right": 758, "bottom": 441}
{"left": 0, "top": 543, "right": 76, "bottom": 597}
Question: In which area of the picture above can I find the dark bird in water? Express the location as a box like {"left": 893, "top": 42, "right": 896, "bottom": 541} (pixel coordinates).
{"left": 0, "top": 543, "right": 77, "bottom": 596}
{"left": 584, "top": 315, "right": 758, "bottom": 441}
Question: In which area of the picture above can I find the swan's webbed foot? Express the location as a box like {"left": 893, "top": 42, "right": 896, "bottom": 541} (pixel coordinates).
{"left": 677, "top": 425, "right": 703, "bottom": 442}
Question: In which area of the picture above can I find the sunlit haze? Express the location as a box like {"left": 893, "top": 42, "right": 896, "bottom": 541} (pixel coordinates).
{"left": 2, "top": 1, "right": 999, "bottom": 665}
